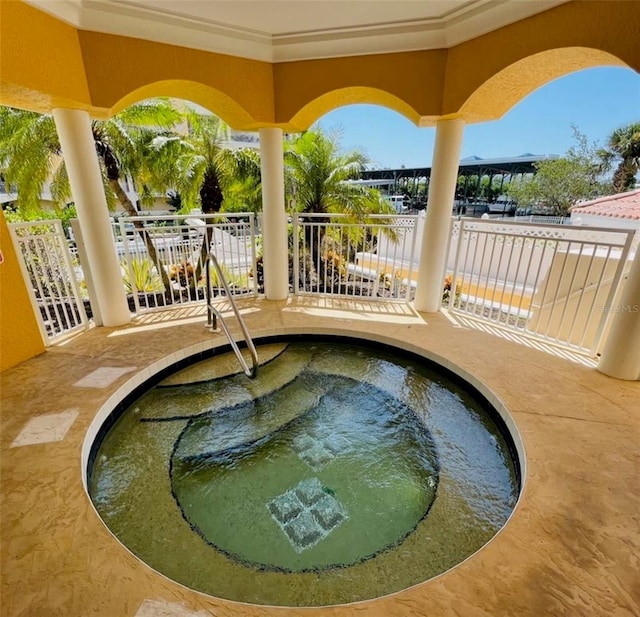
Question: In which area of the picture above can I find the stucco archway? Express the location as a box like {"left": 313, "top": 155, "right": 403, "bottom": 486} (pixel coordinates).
{"left": 459, "top": 47, "right": 631, "bottom": 123}
{"left": 285, "top": 86, "right": 422, "bottom": 132}
{"left": 110, "top": 80, "right": 259, "bottom": 130}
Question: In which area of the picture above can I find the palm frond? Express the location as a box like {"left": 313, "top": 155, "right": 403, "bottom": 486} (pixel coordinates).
{"left": 49, "top": 160, "right": 72, "bottom": 205}
{"left": 0, "top": 108, "right": 61, "bottom": 214}
{"left": 116, "top": 99, "right": 183, "bottom": 130}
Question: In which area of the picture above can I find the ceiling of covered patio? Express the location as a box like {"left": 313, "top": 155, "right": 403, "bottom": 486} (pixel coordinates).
{"left": 3, "top": 1, "right": 637, "bottom": 130}
{"left": 23, "top": 0, "right": 570, "bottom": 62}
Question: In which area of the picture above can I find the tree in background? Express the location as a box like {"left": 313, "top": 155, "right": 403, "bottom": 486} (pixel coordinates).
{"left": 154, "top": 110, "right": 230, "bottom": 215}
{"left": 284, "top": 129, "right": 392, "bottom": 291}
{"left": 507, "top": 129, "right": 609, "bottom": 216}
{"left": 141, "top": 106, "right": 264, "bottom": 215}
{"left": 285, "top": 129, "right": 388, "bottom": 218}
{"left": 149, "top": 109, "right": 263, "bottom": 284}
{"left": 598, "top": 121, "right": 640, "bottom": 193}
{"left": 95, "top": 100, "right": 186, "bottom": 295}
{"left": 0, "top": 101, "right": 185, "bottom": 295}
{"left": 216, "top": 148, "right": 263, "bottom": 214}
{"left": 0, "top": 102, "right": 183, "bottom": 214}
{"left": 455, "top": 175, "right": 505, "bottom": 203}
{"left": 0, "top": 108, "right": 75, "bottom": 215}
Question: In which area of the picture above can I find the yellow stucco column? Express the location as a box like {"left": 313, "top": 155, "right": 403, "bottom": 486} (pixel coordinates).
{"left": 414, "top": 118, "right": 465, "bottom": 312}
{"left": 259, "top": 128, "right": 289, "bottom": 300}
{"left": 597, "top": 249, "right": 640, "bottom": 381}
{"left": 53, "top": 109, "right": 131, "bottom": 327}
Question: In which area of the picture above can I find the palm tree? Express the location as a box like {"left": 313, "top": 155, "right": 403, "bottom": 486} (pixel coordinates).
{"left": 284, "top": 129, "right": 392, "bottom": 291}
{"left": 599, "top": 121, "right": 640, "bottom": 193}
{"left": 152, "top": 110, "right": 262, "bottom": 282}
{"left": 0, "top": 108, "right": 75, "bottom": 215}
{"left": 92, "top": 101, "right": 183, "bottom": 294}
{"left": 285, "top": 129, "right": 388, "bottom": 217}
{"left": 0, "top": 101, "right": 184, "bottom": 295}
{"left": 161, "top": 110, "right": 230, "bottom": 214}
{"left": 219, "top": 148, "right": 263, "bottom": 214}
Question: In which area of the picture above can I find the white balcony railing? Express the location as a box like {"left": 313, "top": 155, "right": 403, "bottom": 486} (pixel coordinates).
{"left": 291, "top": 213, "right": 419, "bottom": 301}
{"left": 8, "top": 219, "right": 89, "bottom": 344}
{"left": 9, "top": 213, "right": 637, "bottom": 357}
{"left": 513, "top": 215, "right": 570, "bottom": 225}
{"left": 112, "top": 213, "right": 258, "bottom": 313}
{"left": 446, "top": 218, "right": 636, "bottom": 355}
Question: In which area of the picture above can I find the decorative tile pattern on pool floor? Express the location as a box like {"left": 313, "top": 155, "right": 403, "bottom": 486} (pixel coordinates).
{"left": 267, "top": 478, "right": 347, "bottom": 552}
{"left": 291, "top": 429, "right": 350, "bottom": 470}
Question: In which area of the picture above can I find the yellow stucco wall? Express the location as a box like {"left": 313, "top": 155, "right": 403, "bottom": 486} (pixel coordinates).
{"left": 77, "top": 31, "right": 276, "bottom": 127}
{"left": 0, "top": 0, "right": 91, "bottom": 114}
{"left": 2, "top": 0, "right": 636, "bottom": 128}
{"left": 273, "top": 50, "right": 447, "bottom": 129}
{"left": 443, "top": 0, "right": 639, "bottom": 121}
{"left": 0, "top": 213, "right": 46, "bottom": 371}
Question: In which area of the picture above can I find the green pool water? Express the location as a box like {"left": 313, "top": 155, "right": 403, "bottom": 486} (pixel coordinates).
{"left": 89, "top": 340, "right": 519, "bottom": 606}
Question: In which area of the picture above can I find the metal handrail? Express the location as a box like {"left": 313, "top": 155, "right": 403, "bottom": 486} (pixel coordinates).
{"left": 205, "top": 252, "right": 259, "bottom": 379}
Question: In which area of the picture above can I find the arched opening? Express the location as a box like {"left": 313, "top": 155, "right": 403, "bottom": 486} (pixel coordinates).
{"left": 109, "top": 81, "right": 259, "bottom": 130}
{"left": 311, "top": 66, "right": 639, "bottom": 213}
{"left": 458, "top": 47, "right": 631, "bottom": 123}
{"left": 286, "top": 87, "right": 422, "bottom": 132}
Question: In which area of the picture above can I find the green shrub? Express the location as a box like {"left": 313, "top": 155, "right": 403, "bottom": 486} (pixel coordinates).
{"left": 121, "top": 257, "right": 164, "bottom": 293}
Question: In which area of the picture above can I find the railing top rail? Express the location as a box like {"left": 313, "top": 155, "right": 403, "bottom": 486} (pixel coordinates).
{"left": 458, "top": 217, "right": 635, "bottom": 245}
{"left": 294, "top": 212, "right": 418, "bottom": 221}
{"left": 116, "top": 213, "right": 255, "bottom": 223}
{"left": 8, "top": 219, "right": 64, "bottom": 230}
{"left": 458, "top": 216, "right": 634, "bottom": 236}
{"left": 294, "top": 221, "right": 414, "bottom": 229}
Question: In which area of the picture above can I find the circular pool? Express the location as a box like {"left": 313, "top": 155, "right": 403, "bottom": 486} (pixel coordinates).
{"left": 87, "top": 338, "right": 521, "bottom": 606}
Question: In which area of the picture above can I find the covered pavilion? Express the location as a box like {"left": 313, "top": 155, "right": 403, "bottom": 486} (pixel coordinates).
{"left": 362, "top": 154, "right": 556, "bottom": 184}
{"left": 1, "top": 0, "right": 639, "bottom": 379}
{"left": 0, "top": 3, "right": 639, "bottom": 614}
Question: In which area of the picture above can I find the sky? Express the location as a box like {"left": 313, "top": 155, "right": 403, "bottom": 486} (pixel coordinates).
{"left": 312, "top": 67, "right": 640, "bottom": 169}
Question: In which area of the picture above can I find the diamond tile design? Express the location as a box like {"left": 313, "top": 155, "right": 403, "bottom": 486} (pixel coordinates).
{"left": 294, "top": 477, "right": 325, "bottom": 506}
{"left": 312, "top": 494, "right": 345, "bottom": 531}
{"left": 291, "top": 429, "right": 350, "bottom": 470}
{"left": 267, "top": 491, "right": 303, "bottom": 524}
{"left": 283, "top": 511, "right": 322, "bottom": 548}
{"left": 267, "top": 477, "right": 347, "bottom": 552}
{"left": 292, "top": 433, "right": 315, "bottom": 451}
{"left": 322, "top": 433, "right": 350, "bottom": 454}
{"left": 10, "top": 410, "right": 79, "bottom": 448}
{"left": 301, "top": 442, "right": 333, "bottom": 469}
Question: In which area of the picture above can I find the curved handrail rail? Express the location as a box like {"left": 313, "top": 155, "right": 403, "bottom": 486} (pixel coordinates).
{"left": 205, "top": 252, "right": 258, "bottom": 379}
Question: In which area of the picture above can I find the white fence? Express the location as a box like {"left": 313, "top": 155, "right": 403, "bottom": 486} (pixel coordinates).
{"left": 513, "top": 215, "right": 569, "bottom": 225}
{"left": 10, "top": 213, "right": 637, "bottom": 357}
{"left": 446, "top": 218, "right": 635, "bottom": 354}
{"left": 110, "top": 213, "right": 258, "bottom": 313}
{"left": 8, "top": 220, "right": 89, "bottom": 344}
{"left": 291, "top": 213, "right": 419, "bottom": 301}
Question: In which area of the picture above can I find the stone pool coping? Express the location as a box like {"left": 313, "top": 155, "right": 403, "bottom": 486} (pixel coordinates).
{"left": 1, "top": 297, "right": 638, "bottom": 616}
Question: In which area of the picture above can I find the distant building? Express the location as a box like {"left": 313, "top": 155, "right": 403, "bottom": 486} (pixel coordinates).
{"left": 570, "top": 189, "right": 640, "bottom": 230}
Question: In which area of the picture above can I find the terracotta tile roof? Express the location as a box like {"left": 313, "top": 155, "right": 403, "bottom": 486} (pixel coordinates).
{"left": 571, "top": 189, "right": 640, "bottom": 220}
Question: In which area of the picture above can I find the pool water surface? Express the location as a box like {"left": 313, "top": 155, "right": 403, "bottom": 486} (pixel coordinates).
{"left": 88, "top": 340, "right": 520, "bottom": 606}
